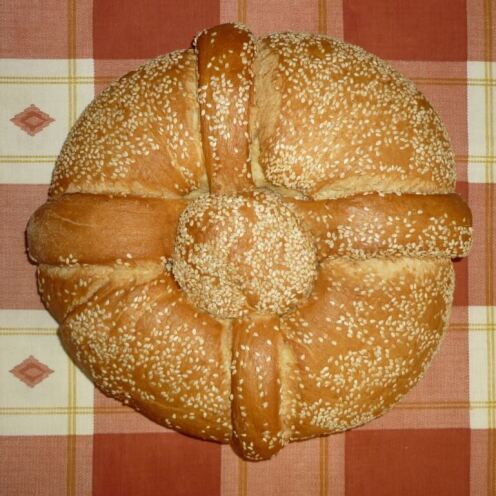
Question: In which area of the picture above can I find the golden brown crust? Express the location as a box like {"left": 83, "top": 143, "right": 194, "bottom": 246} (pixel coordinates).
{"left": 280, "top": 257, "right": 454, "bottom": 439}
{"left": 195, "top": 23, "right": 256, "bottom": 193}
{"left": 56, "top": 265, "right": 232, "bottom": 441}
{"left": 231, "top": 315, "right": 288, "bottom": 460}
{"left": 49, "top": 50, "right": 207, "bottom": 199}
{"left": 287, "top": 192, "right": 472, "bottom": 260}
{"left": 26, "top": 23, "right": 473, "bottom": 461}
{"left": 172, "top": 191, "right": 317, "bottom": 319}
{"left": 254, "top": 33, "right": 456, "bottom": 197}
{"left": 37, "top": 262, "right": 164, "bottom": 323}
{"left": 27, "top": 194, "right": 187, "bottom": 265}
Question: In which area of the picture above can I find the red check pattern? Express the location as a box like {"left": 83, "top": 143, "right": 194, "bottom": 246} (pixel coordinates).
{"left": 0, "top": 1, "right": 494, "bottom": 495}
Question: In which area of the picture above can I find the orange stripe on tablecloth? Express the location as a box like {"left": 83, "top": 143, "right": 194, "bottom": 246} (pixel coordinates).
{"left": 0, "top": 328, "right": 57, "bottom": 335}
{"left": 238, "top": 0, "right": 247, "bottom": 23}
{"left": 471, "top": 430, "right": 490, "bottom": 496}
{"left": 0, "top": 326, "right": 476, "bottom": 334}
{"left": 0, "top": 154, "right": 493, "bottom": 165}
{"left": 66, "top": 1, "right": 77, "bottom": 495}
{"left": 327, "top": 434, "right": 345, "bottom": 496}
{"left": 317, "top": 2, "right": 328, "bottom": 491}
{"left": 0, "top": 77, "right": 95, "bottom": 84}
{"left": 0, "top": 157, "right": 456, "bottom": 167}
{"left": 238, "top": 458, "right": 247, "bottom": 496}
{"left": 395, "top": 401, "right": 496, "bottom": 410}
{"left": 67, "top": 358, "right": 77, "bottom": 496}
{"left": 220, "top": 445, "right": 239, "bottom": 496}
{"left": 484, "top": 1, "right": 496, "bottom": 494}
{"left": 414, "top": 77, "right": 496, "bottom": 86}
{"left": 483, "top": 0, "right": 496, "bottom": 494}
{"left": 450, "top": 323, "right": 496, "bottom": 331}
{"left": 235, "top": 8, "right": 247, "bottom": 496}
{"left": 0, "top": 77, "right": 114, "bottom": 86}
{"left": 2, "top": 401, "right": 496, "bottom": 416}
{"left": 246, "top": 440, "right": 321, "bottom": 495}
{"left": 0, "top": 161, "right": 54, "bottom": 165}
{"left": 320, "top": 437, "right": 328, "bottom": 496}
{"left": 456, "top": 155, "right": 496, "bottom": 163}
{"left": 68, "top": 0, "right": 77, "bottom": 128}
{"left": 2, "top": 75, "right": 496, "bottom": 87}
{"left": 0, "top": 407, "right": 124, "bottom": 414}
{"left": 0, "top": 155, "right": 58, "bottom": 159}
{"left": 318, "top": 0, "right": 327, "bottom": 34}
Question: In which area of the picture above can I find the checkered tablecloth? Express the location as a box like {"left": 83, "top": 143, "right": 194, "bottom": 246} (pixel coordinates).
{"left": 0, "top": 0, "right": 494, "bottom": 495}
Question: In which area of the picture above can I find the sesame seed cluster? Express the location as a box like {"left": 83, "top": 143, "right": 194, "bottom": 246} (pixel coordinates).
{"left": 50, "top": 50, "right": 207, "bottom": 199}
{"left": 280, "top": 257, "right": 454, "bottom": 439}
{"left": 42, "top": 262, "right": 232, "bottom": 441}
{"left": 195, "top": 23, "right": 256, "bottom": 193}
{"left": 287, "top": 192, "right": 472, "bottom": 261}
{"left": 26, "top": 23, "right": 472, "bottom": 461}
{"left": 256, "top": 33, "right": 456, "bottom": 197}
{"left": 172, "top": 190, "right": 318, "bottom": 319}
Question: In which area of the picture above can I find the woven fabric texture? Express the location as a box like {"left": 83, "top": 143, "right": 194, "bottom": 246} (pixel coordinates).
{"left": 0, "top": 0, "right": 494, "bottom": 495}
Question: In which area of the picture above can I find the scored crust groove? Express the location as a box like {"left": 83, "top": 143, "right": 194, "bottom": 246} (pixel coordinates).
{"left": 26, "top": 23, "right": 472, "bottom": 461}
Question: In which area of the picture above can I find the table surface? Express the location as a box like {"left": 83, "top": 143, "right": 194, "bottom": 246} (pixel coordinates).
{"left": 0, "top": 1, "right": 495, "bottom": 495}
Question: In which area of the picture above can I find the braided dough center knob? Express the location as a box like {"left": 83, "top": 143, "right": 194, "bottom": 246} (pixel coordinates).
{"left": 172, "top": 191, "right": 318, "bottom": 319}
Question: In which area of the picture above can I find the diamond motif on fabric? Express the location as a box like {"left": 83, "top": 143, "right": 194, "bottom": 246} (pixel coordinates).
{"left": 10, "top": 355, "right": 54, "bottom": 387}
{"left": 10, "top": 104, "right": 55, "bottom": 136}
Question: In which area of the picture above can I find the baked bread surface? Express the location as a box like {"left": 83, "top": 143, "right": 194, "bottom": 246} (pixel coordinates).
{"left": 27, "top": 23, "right": 472, "bottom": 461}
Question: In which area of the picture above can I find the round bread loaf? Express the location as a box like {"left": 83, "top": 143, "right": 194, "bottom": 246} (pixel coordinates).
{"left": 27, "top": 23, "right": 472, "bottom": 461}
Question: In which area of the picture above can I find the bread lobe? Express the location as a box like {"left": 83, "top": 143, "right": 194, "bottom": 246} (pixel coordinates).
{"left": 255, "top": 33, "right": 456, "bottom": 197}
{"left": 50, "top": 50, "right": 207, "bottom": 199}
